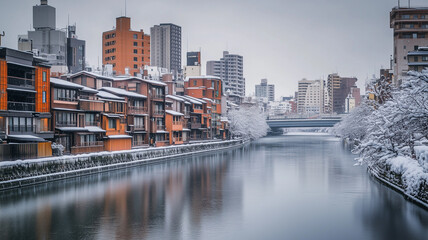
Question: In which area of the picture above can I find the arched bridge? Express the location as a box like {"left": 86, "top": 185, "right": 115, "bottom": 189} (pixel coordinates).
{"left": 267, "top": 118, "right": 342, "bottom": 129}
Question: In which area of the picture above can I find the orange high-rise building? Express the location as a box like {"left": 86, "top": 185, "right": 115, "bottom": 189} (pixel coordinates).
{"left": 102, "top": 17, "right": 150, "bottom": 76}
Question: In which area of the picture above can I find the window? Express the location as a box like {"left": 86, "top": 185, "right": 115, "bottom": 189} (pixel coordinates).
{"left": 414, "top": 45, "right": 419, "bottom": 50}
{"left": 85, "top": 114, "right": 95, "bottom": 125}
{"left": 42, "top": 71, "right": 46, "bottom": 82}
{"left": 133, "top": 34, "right": 138, "bottom": 39}
{"left": 141, "top": 57, "right": 144, "bottom": 61}
{"left": 108, "top": 119, "right": 116, "bottom": 129}
{"left": 42, "top": 91, "right": 46, "bottom": 103}
{"left": 193, "top": 80, "right": 197, "bottom": 86}
{"left": 133, "top": 42, "right": 138, "bottom": 46}
{"left": 134, "top": 64, "right": 138, "bottom": 69}
{"left": 141, "top": 49, "right": 144, "bottom": 54}
{"left": 141, "top": 42, "right": 144, "bottom": 46}
{"left": 135, "top": 117, "right": 145, "bottom": 128}
{"left": 134, "top": 57, "right": 138, "bottom": 61}
{"left": 422, "top": 56, "right": 428, "bottom": 61}
{"left": 133, "top": 49, "right": 137, "bottom": 54}
{"left": 414, "top": 56, "right": 419, "bottom": 62}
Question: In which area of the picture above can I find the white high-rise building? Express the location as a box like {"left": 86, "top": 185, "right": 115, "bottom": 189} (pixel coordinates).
{"left": 207, "top": 51, "right": 245, "bottom": 99}
{"left": 297, "top": 79, "right": 324, "bottom": 114}
{"left": 255, "top": 79, "right": 275, "bottom": 102}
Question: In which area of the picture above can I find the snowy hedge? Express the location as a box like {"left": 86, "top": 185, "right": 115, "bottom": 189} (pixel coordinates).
{"left": 332, "top": 71, "right": 428, "bottom": 201}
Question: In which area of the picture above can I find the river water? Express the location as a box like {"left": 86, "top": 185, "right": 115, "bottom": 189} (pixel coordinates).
{"left": 0, "top": 134, "right": 427, "bottom": 240}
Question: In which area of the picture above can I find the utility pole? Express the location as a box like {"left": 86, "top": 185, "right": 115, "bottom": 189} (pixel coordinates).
{"left": 0, "top": 31, "right": 5, "bottom": 46}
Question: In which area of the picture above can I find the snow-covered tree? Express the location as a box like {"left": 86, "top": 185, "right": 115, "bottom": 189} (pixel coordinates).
{"left": 228, "top": 106, "right": 270, "bottom": 140}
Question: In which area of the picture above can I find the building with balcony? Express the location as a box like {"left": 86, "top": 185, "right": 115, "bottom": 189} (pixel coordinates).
{"left": 111, "top": 75, "right": 169, "bottom": 147}
{"left": 166, "top": 95, "right": 191, "bottom": 143}
{"left": 0, "top": 47, "right": 53, "bottom": 160}
{"left": 99, "top": 87, "right": 149, "bottom": 148}
{"left": 184, "top": 76, "right": 222, "bottom": 138}
{"left": 407, "top": 46, "right": 428, "bottom": 72}
{"left": 207, "top": 51, "right": 245, "bottom": 101}
{"left": 102, "top": 16, "right": 151, "bottom": 76}
{"left": 50, "top": 78, "right": 105, "bottom": 155}
{"left": 390, "top": 6, "right": 428, "bottom": 85}
{"left": 165, "top": 110, "right": 184, "bottom": 145}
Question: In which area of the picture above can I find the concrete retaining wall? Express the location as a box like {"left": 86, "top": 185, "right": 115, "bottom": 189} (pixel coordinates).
{"left": 0, "top": 139, "right": 246, "bottom": 191}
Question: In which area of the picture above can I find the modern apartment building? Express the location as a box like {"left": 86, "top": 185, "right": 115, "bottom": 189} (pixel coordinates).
{"left": 207, "top": 51, "right": 245, "bottom": 99}
{"left": 297, "top": 79, "right": 324, "bottom": 114}
{"left": 18, "top": 0, "right": 67, "bottom": 66}
{"left": 326, "top": 73, "right": 358, "bottom": 114}
{"left": 390, "top": 7, "right": 428, "bottom": 85}
{"left": 102, "top": 17, "right": 151, "bottom": 76}
{"left": 0, "top": 47, "right": 53, "bottom": 160}
{"left": 150, "top": 24, "right": 182, "bottom": 75}
{"left": 255, "top": 79, "right": 275, "bottom": 102}
{"left": 67, "top": 25, "right": 85, "bottom": 74}
{"left": 183, "top": 51, "right": 201, "bottom": 78}
{"left": 407, "top": 46, "right": 428, "bottom": 72}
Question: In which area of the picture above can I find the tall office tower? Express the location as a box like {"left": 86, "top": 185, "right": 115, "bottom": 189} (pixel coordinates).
{"left": 255, "top": 79, "right": 275, "bottom": 102}
{"left": 102, "top": 17, "right": 151, "bottom": 76}
{"left": 207, "top": 51, "right": 245, "bottom": 98}
{"left": 326, "top": 73, "right": 358, "bottom": 114}
{"left": 150, "top": 24, "right": 182, "bottom": 76}
{"left": 19, "top": 0, "right": 67, "bottom": 66}
{"left": 67, "top": 25, "right": 85, "bottom": 73}
{"left": 183, "top": 51, "right": 201, "bottom": 78}
{"left": 390, "top": 6, "right": 428, "bottom": 85}
{"left": 297, "top": 79, "right": 324, "bottom": 114}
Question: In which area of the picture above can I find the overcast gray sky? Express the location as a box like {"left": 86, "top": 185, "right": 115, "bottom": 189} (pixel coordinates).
{"left": 1, "top": 0, "right": 427, "bottom": 98}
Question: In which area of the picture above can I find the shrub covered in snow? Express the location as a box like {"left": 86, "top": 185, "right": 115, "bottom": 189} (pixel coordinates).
{"left": 52, "top": 142, "right": 65, "bottom": 156}
{"left": 332, "top": 70, "right": 428, "bottom": 199}
{"left": 228, "top": 106, "right": 269, "bottom": 140}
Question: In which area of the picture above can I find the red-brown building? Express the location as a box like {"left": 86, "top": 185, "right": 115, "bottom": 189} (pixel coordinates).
{"left": 102, "top": 17, "right": 151, "bottom": 76}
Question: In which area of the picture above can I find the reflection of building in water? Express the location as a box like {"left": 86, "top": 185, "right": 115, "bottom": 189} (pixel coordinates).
{"left": 0, "top": 149, "right": 245, "bottom": 239}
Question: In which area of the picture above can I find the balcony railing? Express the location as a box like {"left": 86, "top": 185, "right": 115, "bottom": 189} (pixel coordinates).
{"left": 173, "top": 121, "right": 182, "bottom": 125}
{"left": 8, "top": 125, "right": 33, "bottom": 133}
{"left": 56, "top": 121, "right": 77, "bottom": 127}
{"left": 7, "top": 76, "right": 35, "bottom": 89}
{"left": 85, "top": 121, "right": 98, "bottom": 127}
{"left": 153, "top": 110, "right": 165, "bottom": 115}
{"left": 134, "top": 125, "right": 145, "bottom": 130}
{"left": 152, "top": 94, "right": 164, "bottom": 100}
{"left": 76, "top": 141, "right": 104, "bottom": 147}
{"left": 128, "top": 106, "right": 148, "bottom": 114}
{"left": 157, "top": 125, "right": 165, "bottom": 130}
{"left": 80, "top": 100, "right": 103, "bottom": 111}
{"left": 8, "top": 102, "right": 35, "bottom": 111}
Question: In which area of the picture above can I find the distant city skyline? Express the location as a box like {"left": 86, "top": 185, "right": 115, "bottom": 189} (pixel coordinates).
{"left": 1, "top": 0, "right": 428, "bottom": 97}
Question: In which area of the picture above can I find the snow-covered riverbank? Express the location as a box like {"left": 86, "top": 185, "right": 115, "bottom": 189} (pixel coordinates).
{"left": 0, "top": 139, "right": 247, "bottom": 191}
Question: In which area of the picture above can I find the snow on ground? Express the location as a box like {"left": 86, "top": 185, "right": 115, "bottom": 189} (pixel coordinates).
{"left": 386, "top": 156, "right": 428, "bottom": 196}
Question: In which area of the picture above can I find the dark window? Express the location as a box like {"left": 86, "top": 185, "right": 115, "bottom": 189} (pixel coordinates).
{"left": 133, "top": 34, "right": 138, "bottom": 39}
{"left": 134, "top": 57, "right": 138, "bottom": 61}
{"left": 133, "top": 49, "right": 137, "bottom": 54}
{"left": 133, "top": 42, "right": 138, "bottom": 46}
{"left": 42, "top": 71, "right": 46, "bottom": 82}
{"left": 134, "top": 64, "right": 138, "bottom": 69}
{"left": 414, "top": 45, "right": 419, "bottom": 50}
{"left": 108, "top": 119, "right": 116, "bottom": 129}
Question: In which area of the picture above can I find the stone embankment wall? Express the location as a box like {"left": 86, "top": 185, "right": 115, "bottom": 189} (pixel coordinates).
{"left": 369, "top": 163, "right": 428, "bottom": 210}
{"left": 0, "top": 139, "right": 246, "bottom": 190}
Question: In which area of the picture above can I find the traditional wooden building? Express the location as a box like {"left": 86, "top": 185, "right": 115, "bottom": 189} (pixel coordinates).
{"left": 0, "top": 47, "right": 53, "bottom": 160}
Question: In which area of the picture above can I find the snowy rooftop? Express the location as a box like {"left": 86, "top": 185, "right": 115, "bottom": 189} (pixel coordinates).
{"left": 165, "top": 110, "right": 184, "bottom": 116}
{"left": 112, "top": 75, "right": 167, "bottom": 86}
{"left": 69, "top": 71, "right": 114, "bottom": 80}
{"left": 100, "top": 87, "right": 147, "bottom": 99}
{"left": 184, "top": 75, "right": 221, "bottom": 81}
{"left": 50, "top": 78, "right": 98, "bottom": 93}
{"left": 96, "top": 90, "right": 125, "bottom": 101}
{"left": 166, "top": 95, "right": 185, "bottom": 102}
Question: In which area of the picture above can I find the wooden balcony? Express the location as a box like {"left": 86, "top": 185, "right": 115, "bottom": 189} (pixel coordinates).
{"left": 172, "top": 121, "right": 183, "bottom": 131}
{"left": 152, "top": 94, "right": 164, "bottom": 101}
{"left": 79, "top": 100, "right": 104, "bottom": 112}
{"left": 128, "top": 106, "right": 148, "bottom": 115}
{"left": 152, "top": 110, "right": 165, "bottom": 116}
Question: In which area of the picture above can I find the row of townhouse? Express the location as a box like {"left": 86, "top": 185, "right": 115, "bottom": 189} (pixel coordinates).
{"left": 0, "top": 47, "right": 230, "bottom": 160}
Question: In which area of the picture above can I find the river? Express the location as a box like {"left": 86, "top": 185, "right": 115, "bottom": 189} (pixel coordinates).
{"left": 0, "top": 133, "right": 427, "bottom": 240}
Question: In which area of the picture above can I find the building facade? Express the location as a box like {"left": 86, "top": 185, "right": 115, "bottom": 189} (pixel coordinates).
{"left": 0, "top": 47, "right": 53, "bottom": 160}
{"left": 150, "top": 23, "right": 182, "bottom": 76}
{"left": 207, "top": 51, "right": 245, "bottom": 99}
{"left": 390, "top": 7, "right": 428, "bottom": 85}
{"left": 67, "top": 25, "right": 85, "bottom": 74}
{"left": 255, "top": 78, "right": 275, "bottom": 102}
{"left": 102, "top": 17, "right": 151, "bottom": 76}
{"left": 19, "top": 0, "right": 67, "bottom": 66}
{"left": 407, "top": 46, "right": 428, "bottom": 72}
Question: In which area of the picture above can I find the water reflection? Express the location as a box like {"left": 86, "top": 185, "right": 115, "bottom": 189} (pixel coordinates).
{"left": 0, "top": 135, "right": 427, "bottom": 240}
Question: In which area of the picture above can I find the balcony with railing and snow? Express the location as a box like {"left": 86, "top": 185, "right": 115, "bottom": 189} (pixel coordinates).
{"left": 128, "top": 105, "right": 148, "bottom": 115}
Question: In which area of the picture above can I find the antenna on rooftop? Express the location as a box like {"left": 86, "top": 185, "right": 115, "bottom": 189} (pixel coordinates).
{"left": 125, "top": 0, "right": 127, "bottom": 17}
{"left": 0, "top": 31, "right": 5, "bottom": 46}
{"left": 409, "top": 0, "right": 411, "bottom": 8}
{"left": 398, "top": 0, "right": 400, "bottom": 8}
